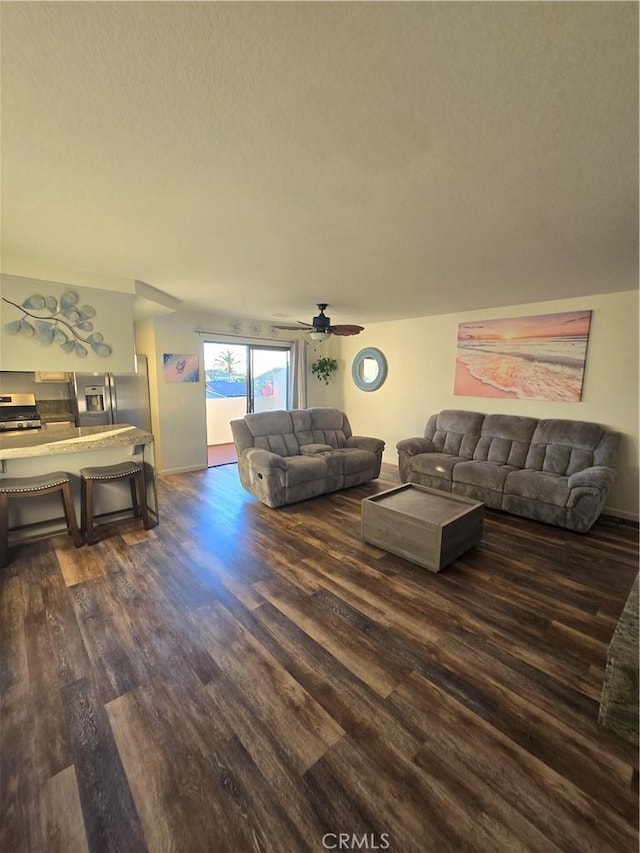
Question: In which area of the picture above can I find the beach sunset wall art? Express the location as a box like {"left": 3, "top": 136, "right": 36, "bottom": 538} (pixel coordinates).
{"left": 454, "top": 311, "right": 592, "bottom": 402}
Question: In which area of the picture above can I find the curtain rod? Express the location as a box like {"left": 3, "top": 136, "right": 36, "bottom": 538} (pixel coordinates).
{"left": 193, "top": 327, "right": 299, "bottom": 343}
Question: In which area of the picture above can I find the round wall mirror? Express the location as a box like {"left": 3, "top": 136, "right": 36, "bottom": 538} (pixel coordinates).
{"left": 351, "top": 347, "right": 388, "bottom": 392}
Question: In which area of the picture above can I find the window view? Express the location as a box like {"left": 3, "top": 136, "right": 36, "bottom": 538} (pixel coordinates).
{"left": 250, "top": 347, "right": 289, "bottom": 414}
{"left": 204, "top": 342, "right": 290, "bottom": 466}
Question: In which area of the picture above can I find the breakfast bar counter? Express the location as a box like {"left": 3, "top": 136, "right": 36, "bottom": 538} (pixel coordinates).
{"left": 0, "top": 424, "right": 158, "bottom": 543}
{"left": 0, "top": 423, "right": 154, "bottom": 459}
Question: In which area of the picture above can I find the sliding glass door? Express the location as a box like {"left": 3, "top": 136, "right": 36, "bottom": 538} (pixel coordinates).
{"left": 204, "top": 342, "right": 291, "bottom": 466}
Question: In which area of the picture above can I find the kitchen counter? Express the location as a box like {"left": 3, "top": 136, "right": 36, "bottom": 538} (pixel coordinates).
{"left": 0, "top": 423, "right": 153, "bottom": 460}
{"left": 1, "top": 423, "right": 158, "bottom": 543}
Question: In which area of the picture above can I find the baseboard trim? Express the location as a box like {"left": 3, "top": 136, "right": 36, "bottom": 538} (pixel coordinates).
{"left": 159, "top": 464, "right": 207, "bottom": 475}
{"left": 602, "top": 507, "right": 639, "bottom": 524}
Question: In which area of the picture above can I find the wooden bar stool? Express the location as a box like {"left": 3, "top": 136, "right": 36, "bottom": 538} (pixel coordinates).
{"left": 80, "top": 461, "right": 151, "bottom": 545}
{"left": 0, "top": 471, "right": 83, "bottom": 568}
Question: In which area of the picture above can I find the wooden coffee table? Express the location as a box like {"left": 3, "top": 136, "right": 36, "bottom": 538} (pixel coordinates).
{"left": 361, "top": 483, "right": 484, "bottom": 572}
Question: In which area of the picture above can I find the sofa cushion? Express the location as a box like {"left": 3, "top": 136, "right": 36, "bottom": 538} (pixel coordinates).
{"left": 284, "top": 455, "right": 329, "bottom": 487}
{"left": 504, "top": 469, "right": 570, "bottom": 507}
{"left": 453, "top": 460, "right": 517, "bottom": 492}
{"left": 312, "top": 430, "right": 348, "bottom": 448}
{"left": 425, "top": 410, "right": 484, "bottom": 458}
{"left": 300, "top": 444, "right": 334, "bottom": 455}
{"left": 472, "top": 414, "right": 538, "bottom": 466}
{"left": 286, "top": 480, "right": 329, "bottom": 503}
{"left": 292, "top": 407, "right": 351, "bottom": 449}
{"left": 245, "top": 410, "right": 293, "bottom": 437}
{"left": 524, "top": 419, "right": 615, "bottom": 475}
{"left": 244, "top": 411, "right": 300, "bottom": 457}
{"left": 502, "top": 493, "right": 568, "bottom": 529}
{"left": 331, "top": 448, "right": 377, "bottom": 475}
{"left": 410, "top": 453, "right": 467, "bottom": 482}
{"left": 255, "top": 433, "right": 300, "bottom": 457}
{"left": 309, "top": 407, "right": 349, "bottom": 432}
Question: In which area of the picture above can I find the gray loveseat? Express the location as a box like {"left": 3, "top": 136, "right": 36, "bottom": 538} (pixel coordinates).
{"left": 397, "top": 410, "right": 620, "bottom": 532}
{"left": 231, "top": 407, "right": 384, "bottom": 508}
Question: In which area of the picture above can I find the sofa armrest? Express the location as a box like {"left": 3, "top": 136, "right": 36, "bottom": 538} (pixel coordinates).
{"left": 568, "top": 466, "right": 617, "bottom": 491}
{"left": 243, "top": 447, "right": 287, "bottom": 470}
{"left": 396, "top": 436, "right": 435, "bottom": 456}
{"left": 300, "top": 443, "right": 333, "bottom": 456}
{"left": 346, "top": 435, "right": 385, "bottom": 454}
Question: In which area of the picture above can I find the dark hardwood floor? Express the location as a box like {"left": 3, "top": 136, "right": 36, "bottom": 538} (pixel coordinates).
{"left": 1, "top": 463, "right": 638, "bottom": 852}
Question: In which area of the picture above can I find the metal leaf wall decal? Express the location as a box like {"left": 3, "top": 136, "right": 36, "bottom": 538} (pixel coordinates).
{"left": 2, "top": 290, "right": 113, "bottom": 357}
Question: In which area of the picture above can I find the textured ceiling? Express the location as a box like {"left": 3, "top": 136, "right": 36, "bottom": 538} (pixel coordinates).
{"left": 1, "top": 2, "right": 638, "bottom": 326}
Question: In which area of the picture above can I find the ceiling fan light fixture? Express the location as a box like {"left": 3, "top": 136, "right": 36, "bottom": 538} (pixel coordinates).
{"left": 309, "top": 330, "right": 332, "bottom": 341}
{"left": 272, "top": 304, "right": 363, "bottom": 338}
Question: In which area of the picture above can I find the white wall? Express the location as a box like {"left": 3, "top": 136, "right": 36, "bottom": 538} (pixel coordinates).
{"left": 1, "top": 274, "right": 136, "bottom": 373}
{"left": 334, "top": 290, "right": 639, "bottom": 521}
{"left": 306, "top": 337, "right": 340, "bottom": 407}
{"left": 135, "top": 308, "right": 321, "bottom": 473}
{"left": 139, "top": 311, "right": 208, "bottom": 474}
{"left": 134, "top": 317, "right": 162, "bottom": 464}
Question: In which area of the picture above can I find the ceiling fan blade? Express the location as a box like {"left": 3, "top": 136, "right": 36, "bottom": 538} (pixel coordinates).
{"left": 328, "top": 325, "right": 365, "bottom": 336}
{"left": 274, "top": 307, "right": 362, "bottom": 336}
{"left": 272, "top": 321, "right": 314, "bottom": 330}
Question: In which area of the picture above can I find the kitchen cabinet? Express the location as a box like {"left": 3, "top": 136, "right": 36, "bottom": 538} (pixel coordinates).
{"left": 34, "top": 371, "right": 70, "bottom": 383}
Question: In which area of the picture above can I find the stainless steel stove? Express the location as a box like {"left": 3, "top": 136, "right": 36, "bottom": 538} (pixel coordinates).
{"left": 0, "top": 393, "right": 42, "bottom": 431}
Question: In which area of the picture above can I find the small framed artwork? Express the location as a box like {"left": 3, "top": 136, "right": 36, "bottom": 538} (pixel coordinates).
{"left": 163, "top": 353, "right": 200, "bottom": 383}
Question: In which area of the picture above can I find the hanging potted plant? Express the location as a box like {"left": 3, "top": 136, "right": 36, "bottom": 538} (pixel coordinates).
{"left": 311, "top": 356, "right": 338, "bottom": 385}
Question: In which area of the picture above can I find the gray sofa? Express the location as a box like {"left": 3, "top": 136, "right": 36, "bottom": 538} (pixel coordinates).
{"left": 397, "top": 410, "right": 620, "bottom": 532}
{"left": 231, "top": 408, "right": 385, "bottom": 508}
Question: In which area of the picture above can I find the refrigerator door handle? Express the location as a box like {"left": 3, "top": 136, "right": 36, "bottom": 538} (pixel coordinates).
{"left": 106, "top": 373, "right": 116, "bottom": 424}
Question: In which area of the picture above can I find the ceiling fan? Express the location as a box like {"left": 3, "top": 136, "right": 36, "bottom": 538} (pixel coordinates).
{"left": 273, "top": 304, "right": 364, "bottom": 340}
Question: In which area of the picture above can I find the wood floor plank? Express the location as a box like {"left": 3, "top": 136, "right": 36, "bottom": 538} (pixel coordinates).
{"left": 100, "top": 551, "right": 223, "bottom": 691}
{"left": 254, "top": 576, "right": 404, "bottom": 697}
{"left": 1, "top": 683, "right": 39, "bottom": 851}
{"left": 306, "top": 731, "right": 555, "bottom": 853}
{"left": 438, "top": 625, "right": 637, "bottom": 765}
{"left": 193, "top": 600, "right": 345, "bottom": 773}
{"left": 1, "top": 462, "right": 637, "bottom": 853}
{"left": 251, "top": 599, "right": 424, "bottom": 759}
{"left": 61, "top": 676, "right": 147, "bottom": 852}
{"left": 0, "top": 574, "right": 28, "bottom": 692}
{"left": 204, "top": 676, "right": 330, "bottom": 845}
{"left": 419, "top": 641, "right": 638, "bottom": 821}
{"left": 55, "top": 537, "right": 105, "bottom": 586}
{"left": 41, "top": 765, "right": 90, "bottom": 853}
{"left": 451, "top": 556, "right": 621, "bottom": 641}
{"left": 106, "top": 679, "right": 249, "bottom": 853}
{"left": 299, "top": 553, "right": 399, "bottom": 625}
{"left": 70, "top": 579, "right": 152, "bottom": 703}
{"left": 209, "top": 735, "right": 313, "bottom": 853}
{"left": 42, "top": 570, "right": 92, "bottom": 687}
{"left": 393, "top": 671, "right": 638, "bottom": 853}
{"left": 23, "top": 576, "right": 73, "bottom": 782}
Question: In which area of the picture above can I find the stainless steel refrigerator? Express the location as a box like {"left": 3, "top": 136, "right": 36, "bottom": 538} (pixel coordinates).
{"left": 70, "top": 354, "right": 152, "bottom": 432}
